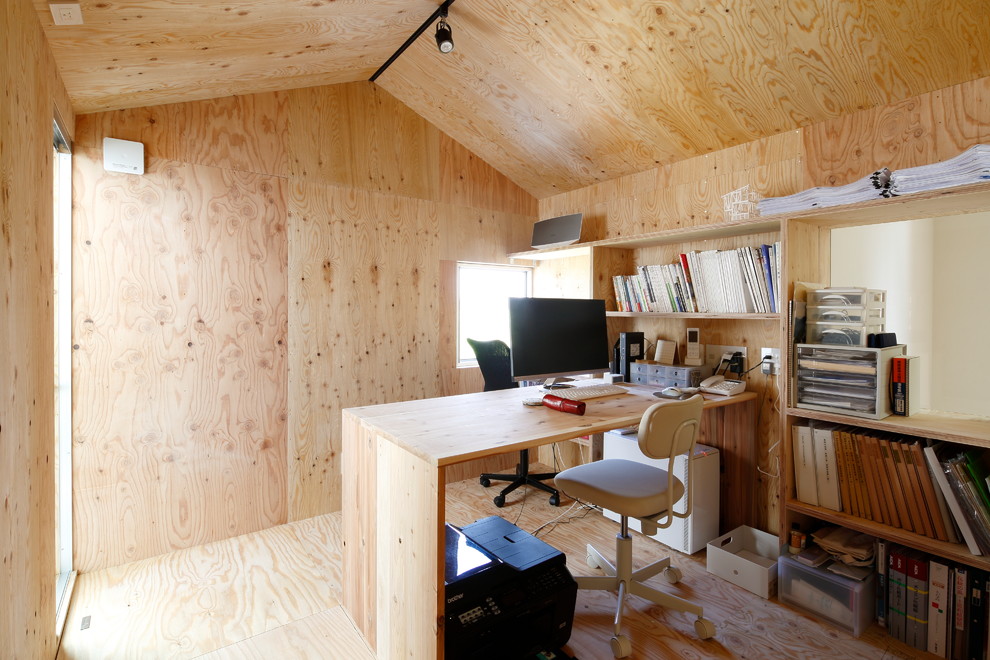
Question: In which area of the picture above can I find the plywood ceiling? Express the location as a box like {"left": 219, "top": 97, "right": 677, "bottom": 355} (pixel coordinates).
{"left": 37, "top": 0, "right": 990, "bottom": 198}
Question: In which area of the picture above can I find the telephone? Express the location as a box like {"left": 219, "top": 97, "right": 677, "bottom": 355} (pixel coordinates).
{"left": 699, "top": 375, "right": 746, "bottom": 396}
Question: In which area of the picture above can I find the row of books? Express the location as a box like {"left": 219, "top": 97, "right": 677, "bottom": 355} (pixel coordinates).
{"left": 611, "top": 243, "right": 780, "bottom": 315}
{"left": 793, "top": 423, "right": 990, "bottom": 557}
{"left": 877, "top": 540, "right": 989, "bottom": 658}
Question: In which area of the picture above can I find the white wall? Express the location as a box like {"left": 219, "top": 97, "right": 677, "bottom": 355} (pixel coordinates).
{"left": 831, "top": 213, "right": 989, "bottom": 416}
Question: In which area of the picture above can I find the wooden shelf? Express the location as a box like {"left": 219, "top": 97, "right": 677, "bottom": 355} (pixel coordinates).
{"left": 786, "top": 407, "right": 990, "bottom": 448}
{"left": 509, "top": 181, "right": 990, "bottom": 262}
{"left": 779, "top": 181, "right": 990, "bottom": 229}
{"left": 786, "top": 499, "right": 990, "bottom": 572}
{"left": 508, "top": 215, "right": 780, "bottom": 259}
{"left": 607, "top": 311, "right": 778, "bottom": 320}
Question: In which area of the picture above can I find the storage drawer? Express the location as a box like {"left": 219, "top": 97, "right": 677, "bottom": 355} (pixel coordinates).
{"left": 779, "top": 555, "right": 875, "bottom": 637}
{"left": 808, "top": 288, "right": 885, "bottom": 308}
{"left": 630, "top": 363, "right": 710, "bottom": 387}
{"left": 807, "top": 322, "right": 884, "bottom": 347}
{"left": 807, "top": 305, "right": 885, "bottom": 324}
{"left": 795, "top": 344, "right": 905, "bottom": 419}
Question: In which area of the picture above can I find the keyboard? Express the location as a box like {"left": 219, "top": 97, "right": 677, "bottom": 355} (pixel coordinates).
{"left": 540, "top": 383, "right": 628, "bottom": 401}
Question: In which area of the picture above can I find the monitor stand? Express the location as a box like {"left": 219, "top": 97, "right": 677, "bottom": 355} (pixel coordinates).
{"left": 542, "top": 378, "right": 575, "bottom": 389}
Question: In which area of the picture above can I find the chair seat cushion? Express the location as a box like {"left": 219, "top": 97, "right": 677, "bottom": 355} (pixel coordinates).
{"left": 555, "top": 459, "right": 684, "bottom": 519}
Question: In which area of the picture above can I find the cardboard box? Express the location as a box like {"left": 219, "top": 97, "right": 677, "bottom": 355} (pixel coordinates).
{"left": 706, "top": 526, "right": 783, "bottom": 598}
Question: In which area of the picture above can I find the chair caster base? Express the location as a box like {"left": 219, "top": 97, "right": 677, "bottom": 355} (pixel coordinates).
{"left": 610, "top": 634, "right": 632, "bottom": 658}
{"left": 695, "top": 617, "right": 716, "bottom": 640}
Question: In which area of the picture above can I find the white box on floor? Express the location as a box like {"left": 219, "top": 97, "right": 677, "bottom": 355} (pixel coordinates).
{"left": 602, "top": 432, "right": 719, "bottom": 554}
{"left": 706, "top": 526, "right": 782, "bottom": 599}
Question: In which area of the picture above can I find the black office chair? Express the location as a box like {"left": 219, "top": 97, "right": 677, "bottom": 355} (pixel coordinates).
{"left": 466, "top": 338, "right": 561, "bottom": 508}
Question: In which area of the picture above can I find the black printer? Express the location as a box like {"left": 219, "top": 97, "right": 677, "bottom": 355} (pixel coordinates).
{"left": 444, "top": 516, "right": 577, "bottom": 660}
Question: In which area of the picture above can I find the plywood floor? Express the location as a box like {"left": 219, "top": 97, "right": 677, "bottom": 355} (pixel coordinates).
{"left": 59, "top": 469, "right": 935, "bottom": 659}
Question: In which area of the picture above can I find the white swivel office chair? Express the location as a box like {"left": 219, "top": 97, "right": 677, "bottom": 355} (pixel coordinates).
{"left": 554, "top": 395, "right": 715, "bottom": 658}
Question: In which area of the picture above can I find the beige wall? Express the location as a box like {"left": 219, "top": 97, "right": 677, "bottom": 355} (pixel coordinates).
{"left": 1, "top": 0, "right": 74, "bottom": 657}
{"left": 71, "top": 82, "right": 536, "bottom": 571}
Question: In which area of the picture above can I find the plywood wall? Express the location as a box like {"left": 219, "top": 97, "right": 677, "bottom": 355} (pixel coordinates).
{"left": 0, "top": 0, "right": 74, "bottom": 656}
{"left": 285, "top": 83, "right": 535, "bottom": 520}
{"left": 537, "top": 76, "right": 990, "bottom": 535}
{"left": 71, "top": 82, "right": 536, "bottom": 569}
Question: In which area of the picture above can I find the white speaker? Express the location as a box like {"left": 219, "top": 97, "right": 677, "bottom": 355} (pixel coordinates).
{"left": 103, "top": 137, "right": 144, "bottom": 175}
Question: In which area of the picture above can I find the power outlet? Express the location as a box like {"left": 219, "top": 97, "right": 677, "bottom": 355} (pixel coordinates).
{"left": 50, "top": 3, "right": 83, "bottom": 25}
{"left": 705, "top": 345, "right": 747, "bottom": 376}
{"left": 760, "top": 347, "right": 781, "bottom": 375}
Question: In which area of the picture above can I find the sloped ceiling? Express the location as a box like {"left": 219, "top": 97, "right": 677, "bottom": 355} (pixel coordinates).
{"left": 37, "top": 0, "right": 990, "bottom": 198}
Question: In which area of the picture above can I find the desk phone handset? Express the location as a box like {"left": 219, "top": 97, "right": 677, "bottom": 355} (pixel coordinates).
{"left": 699, "top": 375, "right": 746, "bottom": 396}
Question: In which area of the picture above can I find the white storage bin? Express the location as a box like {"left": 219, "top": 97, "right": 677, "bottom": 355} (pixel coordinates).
{"left": 706, "top": 526, "right": 783, "bottom": 599}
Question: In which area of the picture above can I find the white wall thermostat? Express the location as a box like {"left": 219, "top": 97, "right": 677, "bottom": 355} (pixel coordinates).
{"left": 103, "top": 137, "right": 144, "bottom": 175}
{"left": 685, "top": 327, "right": 704, "bottom": 366}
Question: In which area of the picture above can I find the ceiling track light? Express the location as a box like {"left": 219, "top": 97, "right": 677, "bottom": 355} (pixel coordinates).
{"left": 435, "top": 12, "right": 454, "bottom": 54}
{"left": 370, "top": 0, "right": 457, "bottom": 82}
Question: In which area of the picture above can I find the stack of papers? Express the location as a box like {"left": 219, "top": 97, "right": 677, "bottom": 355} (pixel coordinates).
{"left": 890, "top": 144, "right": 990, "bottom": 195}
{"left": 757, "top": 169, "right": 891, "bottom": 216}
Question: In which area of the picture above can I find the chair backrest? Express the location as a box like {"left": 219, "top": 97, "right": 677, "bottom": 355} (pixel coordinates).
{"left": 466, "top": 338, "right": 518, "bottom": 391}
{"left": 637, "top": 394, "right": 704, "bottom": 463}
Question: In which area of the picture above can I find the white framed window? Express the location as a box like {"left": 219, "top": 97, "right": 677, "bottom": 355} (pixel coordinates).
{"left": 53, "top": 117, "right": 73, "bottom": 630}
{"left": 456, "top": 262, "right": 532, "bottom": 365}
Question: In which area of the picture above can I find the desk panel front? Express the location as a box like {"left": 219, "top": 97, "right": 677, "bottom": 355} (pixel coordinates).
{"left": 342, "top": 384, "right": 756, "bottom": 659}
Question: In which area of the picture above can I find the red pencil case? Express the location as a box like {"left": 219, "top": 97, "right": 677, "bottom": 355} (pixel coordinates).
{"left": 542, "top": 395, "right": 586, "bottom": 416}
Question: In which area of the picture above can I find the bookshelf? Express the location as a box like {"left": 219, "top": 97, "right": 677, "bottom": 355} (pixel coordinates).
{"left": 780, "top": 181, "right": 990, "bottom": 576}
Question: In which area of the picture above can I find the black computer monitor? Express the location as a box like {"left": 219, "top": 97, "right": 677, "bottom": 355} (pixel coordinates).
{"left": 508, "top": 297, "right": 610, "bottom": 385}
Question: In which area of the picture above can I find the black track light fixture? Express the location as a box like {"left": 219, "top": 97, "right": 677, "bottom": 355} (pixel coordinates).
{"left": 435, "top": 11, "right": 454, "bottom": 53}
{"left": 370, "top": 0, "right": 457, "bottom": 82}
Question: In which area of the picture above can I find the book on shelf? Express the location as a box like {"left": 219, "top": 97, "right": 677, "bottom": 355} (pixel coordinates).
{"left": 925, "top": 442, "right": 983, "bottom": 556}
{"left": 966, "top": 570, "right": 986, "bottom": 660}
{"left": 876, "top": 538, "right": 888, "bottom": 628}
{"left": 910, "top": 441, "right": 953, "bottom": 543}
{"left": 945, "top": 452, "right": 990, "bottom": 555}
{"left": 834, "top": 427, "right": 856, "bottom": 517}
{"left": 891, "top": 355, "right": 920, "bottom": 416}
{"left": 889, "top": 545, "right": 909, "bottom": 642}
{"left": 811, "top": 423, "right": 842, "bottom": 511}
{"left": 865, "top": 433, "right": 899, "bottom": 528}
{"left": 880, "top": 436, "right": 916, "bottom": 533}
{"left": 858, "top": 431, "right": 888, "bottom": 526}
{"left": 929, "top": 557, "right": 951, "bottom": 657}
{"left": 792, "top": 423, "right": 819, "bottom": 506}
{"left": 843, "top": 428, "right": 871, "bottom": 520}
{"left": 905, "top": 549, "right": 930, "bottom": 651}
{"left": 898, "top": 441, "right": 936, "bottom": 539}
{"left": 952, "top": 566, "right": 968, "bottom": 660}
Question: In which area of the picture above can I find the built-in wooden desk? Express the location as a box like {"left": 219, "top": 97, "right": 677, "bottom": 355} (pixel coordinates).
{"left": 341, "top": 383, "right": 756, "bottom": 659}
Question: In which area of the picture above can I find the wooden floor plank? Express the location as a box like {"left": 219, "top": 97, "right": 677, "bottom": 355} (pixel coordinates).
{"left": 197, "top": 608, "right": 374, "bottom": 660}
{"left": 57, "top": 515, "right": 343, "bottom": 659}
{"left": 58, "top": 471, "right": 933, "bottom": 659}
